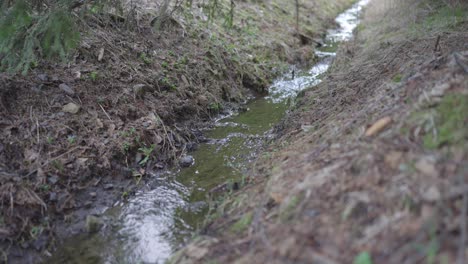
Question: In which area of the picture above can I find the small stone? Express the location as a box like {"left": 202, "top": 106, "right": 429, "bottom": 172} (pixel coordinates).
{"left": 48, "top": 175, "right": 59, "bottom": 185}
{"left": 415, "top": 158, "right": 437, "bottom": 176}
{"left": 422, "top": 186, "right": 441, "bottom": 202}
{"left": 103, "top": 184, "right": 114, "bottom": 190}
{"left": 85, "top": 215, "right": 103, "bottom": 233}
{"left": 179, "top": 155, "right": 194, "bottom": 167}
{"left": 62, "top": 103, "right": 80, "bottom": 114}
{"left": 49, "top": 192, "right": 57, "bottom": 202}
{"left": 84, "top": 201, "right": 93, "bottom": 208}
{"left": 185, "top": 245, "right": 208, "bottom": 260}
{"left": 90, "top": 192, "right": 97, "bottom": 199}
{"left": 59, "top": 83, "right": 75, "bottom": 95}
{"left": 37, "top": 74, "right": 49, "bottom": 82}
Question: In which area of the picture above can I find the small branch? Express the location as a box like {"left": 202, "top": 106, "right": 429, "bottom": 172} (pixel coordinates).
{"left": 458, "top": 167, "right": 468, "bottom": 264}
{"left": 99, "top": 103, "right": 112, "bottom": 121}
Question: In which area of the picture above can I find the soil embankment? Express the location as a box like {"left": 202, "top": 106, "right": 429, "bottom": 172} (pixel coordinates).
{"left": 0, "top": 0, "right": 355, "bottom": 262}
{"left": 171, "top": 0, "right": 468, "bottom": 263}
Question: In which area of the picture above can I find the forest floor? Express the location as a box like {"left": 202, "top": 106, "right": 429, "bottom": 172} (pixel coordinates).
{"left": 0, "top": 0, "right": 356, "bottom": 262}
{"left": 170, "top": 0, "right": 468, "bottom": 263}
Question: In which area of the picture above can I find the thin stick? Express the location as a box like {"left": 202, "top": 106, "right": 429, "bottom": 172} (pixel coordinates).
{"left": 99, "top": 103, "right": 112, "bottom": 121}
{"left": 458, "top": 168, "right": 467, "bottom": 264}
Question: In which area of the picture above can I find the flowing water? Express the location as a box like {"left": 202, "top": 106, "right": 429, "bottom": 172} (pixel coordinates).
{"left": 50, "top": 1, "right": 369, "bottom": 263}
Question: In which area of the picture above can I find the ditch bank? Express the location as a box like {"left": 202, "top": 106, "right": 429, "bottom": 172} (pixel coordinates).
{"left": 171, "top": 0, "right": 468, "bottom": 263}
{"left": 0, "top": 0, "right": 356, "bottom": 263}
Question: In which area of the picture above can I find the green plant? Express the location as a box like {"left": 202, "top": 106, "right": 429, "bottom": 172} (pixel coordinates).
{"left": 39, "top": 184, "right": 50, "bottom": 192}
{"left": 122, "top": 142, "right": 131, "bottom": 153}
{"left": 208, "top": 102, "right": 221, "bottom": 112}
{"left": 138, "top": 144, "right": 155, "bottom": 165}
{"left": 230, "top": 212, "right": 253, "bottom": 233}
{"left": 0, "top": 0, "right": 80, "bottom": 74}
{"left": 51, "top": 160, "right": 64, "bottom": 172}
{"left": 392, "top": 73, "right": 402, "bottom": 83}
{"left": 46, "top": 136, "right": 54, "bottom": 144}
{"left": 89, "top": 71, "right": 99, "bottom": 81}
{"left": 161, "top": 61, "right": 169, "bottom": 68}
{"left": 353, "top": 252, "right": 372, "bottom": 264}
{"left": 422, "top": 95, "right": 468, "bottom": 149}
{"left": 140, "top": 53, "right": 152, "bottom": 65}
{"left": 67, "top": 135, "right": 76, "bottom": 145}
{"left": 29, "top": 226, "right": 43, "bottom": 240}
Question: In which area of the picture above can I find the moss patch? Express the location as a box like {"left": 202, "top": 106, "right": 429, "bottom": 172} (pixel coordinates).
{"left": 230, "top": 212, "right": 253, "bottom": 233}
{"left": 423, "top": 94, "right": 468, "bottom": 149}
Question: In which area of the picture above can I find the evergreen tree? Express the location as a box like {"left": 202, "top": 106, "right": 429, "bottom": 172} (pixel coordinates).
{"left": 0, "top": 0, "right": 80, "bottom": 74}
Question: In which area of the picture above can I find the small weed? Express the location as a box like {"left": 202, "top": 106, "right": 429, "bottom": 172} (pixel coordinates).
{"left": 121, "top": 142, "right": 131, "bottom": 153}
{"left": 178, "top": 56, "right": 188, "bottom": 65}
{"left": 89, "top": 71, "right": 99, "bottom": 81}
{"left": 160, "top": 77, "right": 177, "bottom": 91}
{"left": 140, "top": 53, "right": 152, "bottom": 65}
{"left": 46, "top": 136, "right": 54, "bottom": 144}
{"left": 392, "top": 73, "right": 402, "bottom": 83}
{"left": 353, "top": 252, "right": 373, "bottom": 264}
{"left": 168, "top": 50, "right": 176, "bottom": 57}
{"left": 138, "top": 144, "right": 155, "bottom": 165}
{"left": 30, "top": 226, "right": 43, "bottom": 240}
{"left": 208, "top": 102, "right": 221, "bottom": 112}
{"left": 161, "top": 61, "right": 169, "bottom": 69}
{"left": 280, "top": 194, "right": 301, "bottom": 221}
{"left": 51, "top": 160, "right": 64, "bottom": 172}
{"left": 39, "top": 184, "right": 50, "bottom": 192}
{"left": 230, "top": 212, "right": 253, "bottom": 233}
{"left": 120, "top": 127, "right": 137, "bottom": 138}
{"left": 122, "top": 191, "right": 129, "bottom": 199}
{"left": 67, "top": 135, "right": 76, "bottom": 145}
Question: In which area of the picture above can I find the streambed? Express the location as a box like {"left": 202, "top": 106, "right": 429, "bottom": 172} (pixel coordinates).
{"left": 50, "top": 1, "right": 369, "bottom": 263}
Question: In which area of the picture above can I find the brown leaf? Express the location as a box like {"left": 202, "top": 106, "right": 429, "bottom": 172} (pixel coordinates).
{"left": 365, "top": 116, "right": 392, "bottom": 137}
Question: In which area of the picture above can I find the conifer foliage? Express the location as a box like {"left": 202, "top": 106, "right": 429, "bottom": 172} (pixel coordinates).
{"left": 0, "top": 0, "right": 80, "bottom": 74}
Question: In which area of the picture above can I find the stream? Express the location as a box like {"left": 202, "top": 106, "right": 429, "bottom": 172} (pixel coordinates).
{"left": 50, "top": 1, "right": 369, "bottom": 263}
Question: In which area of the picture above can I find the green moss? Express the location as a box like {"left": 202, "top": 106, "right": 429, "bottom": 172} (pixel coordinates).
{"left": 230, "top": 212, "right": 253, "bottom": 233}
{"left": 392, "top": 73, "right": 402, "bottom": 83}
{"left": 423, "top": 5, "right": 467, "bottom": 31}
{"left": 279, "top": 194, "right": 301, "bottom": 221}
{"left": 423, "top": 94, "right": 468, "bottom": 149}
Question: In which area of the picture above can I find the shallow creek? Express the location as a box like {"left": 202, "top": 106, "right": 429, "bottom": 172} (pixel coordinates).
{"left": 50, "top": 1, "right": 369, "bottom": 263}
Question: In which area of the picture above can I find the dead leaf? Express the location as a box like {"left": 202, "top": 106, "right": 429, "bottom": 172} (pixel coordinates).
{"left": 185, "top": 245, "right": 208, "bottom": 260}
{"left": 384, "top": 151, "right": 403, "bottom": 169}
{"left": 365, "top": 116, "right": 392, "bottom": 137}
{"left": 98, "top": 48, "right": 105, "bottom": 61}
{"left": 415, "top": 158, "right": 437, "bottom": 176}
{"left": 421, "top": 186, "right": 441, "bottom": 202}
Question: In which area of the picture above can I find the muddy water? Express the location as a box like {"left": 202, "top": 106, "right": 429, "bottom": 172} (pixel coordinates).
{"left": 50, "top": 1, "right": 369, "bottom": 263}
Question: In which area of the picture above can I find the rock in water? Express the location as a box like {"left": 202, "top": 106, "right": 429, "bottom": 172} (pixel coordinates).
{"left": 179, "top": 155, "right": 194, "bottom": 167}
{"left": 85, "top": 215, "right": 103, "bottom": 233}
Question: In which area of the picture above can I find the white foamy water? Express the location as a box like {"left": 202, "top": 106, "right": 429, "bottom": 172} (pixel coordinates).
{"left": 267, "top": 0, "right": 370, "bottom": 103}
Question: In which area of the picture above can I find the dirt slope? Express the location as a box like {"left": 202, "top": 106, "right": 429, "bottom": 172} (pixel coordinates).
{"left": 171, "top": 0, "right": 468, "bottom": 263}
{"left": 0, "top": 0, "right": 355, "bottom": 262}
